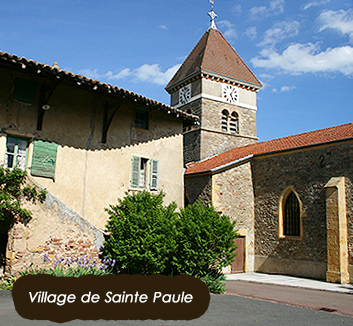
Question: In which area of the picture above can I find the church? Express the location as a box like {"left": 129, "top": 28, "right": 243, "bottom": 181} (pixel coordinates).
{"left": 0, "top": 6, "right": 352, "bottom": 284}
{"left": 166, "top": 8, "right": 353, "bottom": 284}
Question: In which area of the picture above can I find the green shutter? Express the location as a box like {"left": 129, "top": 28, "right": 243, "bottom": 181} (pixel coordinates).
{"left": 131, "top": 156, "right": 141, "bottom": 188}
{"left": 150, "top": 160, "right": 159, "bottom": 191}
{"left": 31, "top": 140, "right": 58, "bottom": 179}
{"left": 14, "top": 78, "right": 36, "bottom": 103}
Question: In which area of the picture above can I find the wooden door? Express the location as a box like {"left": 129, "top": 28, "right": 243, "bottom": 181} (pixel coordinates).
{"left": 231, "top": 236, "right": 245, "bottom": 273}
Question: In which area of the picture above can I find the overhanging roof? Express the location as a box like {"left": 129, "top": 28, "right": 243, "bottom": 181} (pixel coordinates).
{"left": 0, "top": 51, "right": 199, "bottom": 124}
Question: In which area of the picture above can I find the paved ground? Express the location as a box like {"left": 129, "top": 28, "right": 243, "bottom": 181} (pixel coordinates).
{"left": 1, "top": 273, "right": 353, "bottom": 325}
{"left": 226, "top": 272, "right": 353, "bottom": 294}
{"left": 1, "top": 289, "right": 353, "bottom": 326}
{"left": 226, "top": 272, "right": 353, "bottom": 317}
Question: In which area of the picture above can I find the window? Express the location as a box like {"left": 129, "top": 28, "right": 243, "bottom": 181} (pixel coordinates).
{"left": 134, "top": 109, "right": 149, "bottom": 130}
{"left": 221, "top": 110, "right": 229, "bottom": 132}
{"left": 14, "top": 78, "right": 36, "bottom": 103}
{"left": 30, "top": 140, "right": 58, "bottom": 179}
{"left": 278, "top": 187, "right": 303, "bottom": 239}
{"left": 150, "top": 159, "right": 159, "bottom": 190}
{"left": 131, "top": 156, "right": 159, "bottom": 190}
{"left": 4, "top": 137, "right": 28, "bottom": 171}
{"left": 230, "top": 112, "right": 239, "bottom": 134}
{"left": 283, "top": 192, "right": 300, "bottom": 236}
{"left": 222, "top": 110, "right": 239, "bottom": 133}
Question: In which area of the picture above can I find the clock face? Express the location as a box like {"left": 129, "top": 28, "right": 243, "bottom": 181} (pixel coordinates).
{"left": 223, "top": 85, "right": 238, "bottom": 104}
{"left": 179, "top": 85, "right": 191, "bottom": 105}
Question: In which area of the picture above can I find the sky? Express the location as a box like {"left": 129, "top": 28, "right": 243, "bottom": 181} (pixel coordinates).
{"left": 1, "top": 0, "right": 352, "bottom": 141}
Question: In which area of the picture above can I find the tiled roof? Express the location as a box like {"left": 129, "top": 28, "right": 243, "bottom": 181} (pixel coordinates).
{"left": 166, "top": 28, "right": 262, "bottom": 91}
{"left": 186, "top": 122, "right": 353, "bottom": 175}
{"left": 0, "top": 51, "right": 198, "bottom": 123}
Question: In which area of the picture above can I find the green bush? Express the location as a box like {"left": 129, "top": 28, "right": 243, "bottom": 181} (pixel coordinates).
{"left": 198, "top": 268, "right": 226, "bottom": 294}
{"left": 0, "top": 166, "right": 46, "bottom": 225}
{"left": 101, "top": 192, "right": 238, "bottom": 293}
{"left": 103, "top": 191, "right": 178, "bottom": 275}
{"left": 174, "top": 200, "right": 238, "bottom": 277}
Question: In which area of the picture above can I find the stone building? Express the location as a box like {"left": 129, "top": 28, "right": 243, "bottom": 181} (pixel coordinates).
{"left": 0, "top": 51, "right": 197, "bottom": 276}
{"left": 171, "top": 11, "right": 353, "bottom": 283}
{"left": 165, "top": 25, "right": 262, "bottom": 164}
{"left": 185, "top": 124, "right": 353, "bottom": 282}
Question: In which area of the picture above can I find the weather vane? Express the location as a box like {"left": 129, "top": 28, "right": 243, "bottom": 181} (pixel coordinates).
{"left": 208, "top": 0, "right": 217, "bottom": 30}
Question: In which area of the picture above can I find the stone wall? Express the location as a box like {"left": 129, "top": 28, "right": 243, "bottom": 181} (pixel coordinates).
{"left": 184, "top": 174, "right": 212, "bottom": 206}
{"left": 2, "top": 183, "right": 104, "bottom": 278}
{"left": 201, "top": 99, "right": 257, "bottom": 139}
{"left": 184, "top": 162, "right": 256, "bottom": 272}
{"left": 212, "top": 162, "right": 255, "bottom": 272}
{"left": 0, "top": 66, "right": 185, "bottom": 230}
{"left": 182, "top": 98, "right": 257, "bottom": 164}
{"left": 252, "top": 142, "right": 353, "bottom": 280}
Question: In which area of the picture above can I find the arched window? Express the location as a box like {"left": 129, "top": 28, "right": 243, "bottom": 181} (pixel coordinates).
{"left": 278, "top": 187, "right": 303, "bottom": 239}
{"left": 283, "top": 192, "right": 300, "bottom": 236}
{"left": 230, "top": 112, "right": 239, "bottom": 134}
{"left": 221, "top": 110, "right": 229, "bottom": 132}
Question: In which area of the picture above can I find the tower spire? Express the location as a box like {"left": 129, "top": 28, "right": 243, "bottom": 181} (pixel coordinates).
{"left": 208, "top": 0, "right": 217, "bottom": 30}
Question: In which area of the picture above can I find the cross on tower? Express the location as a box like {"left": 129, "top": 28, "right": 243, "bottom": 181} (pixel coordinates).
{"left": 208, "top": 0, "right": 217, "bottom": 30}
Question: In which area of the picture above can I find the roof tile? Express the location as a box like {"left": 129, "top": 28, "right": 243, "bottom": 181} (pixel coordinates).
{"left": 166, "top": 28, "right": 262, "bottom": 90}
{"left": 186, "top": 122, "right": 353, "bottom": 175}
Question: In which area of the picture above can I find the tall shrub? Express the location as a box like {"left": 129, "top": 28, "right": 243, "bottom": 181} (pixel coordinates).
{"left": 174, "top": 200, "right": 238, "bottom": 277}
{"left": 102, "top": 191, "right": 178, "bottom": 275}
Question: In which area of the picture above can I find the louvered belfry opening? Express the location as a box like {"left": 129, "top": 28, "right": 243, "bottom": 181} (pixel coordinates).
{"left": 221, "top": 110, "right": 229, "bottom": 132}
{"left": 230, "top": 112, "right": 238, "bottom": 134}
{"left": 284, "top": 192, "right": 300, "bottom": 236}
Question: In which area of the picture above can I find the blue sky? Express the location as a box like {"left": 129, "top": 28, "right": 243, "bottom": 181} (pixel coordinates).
{"left": 1, "top": 0, "right": 352, "bottom": 141}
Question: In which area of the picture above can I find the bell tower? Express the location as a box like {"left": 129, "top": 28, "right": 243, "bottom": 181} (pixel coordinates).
{"left": 165, "top": 3, "right": 262, "bottom": 164}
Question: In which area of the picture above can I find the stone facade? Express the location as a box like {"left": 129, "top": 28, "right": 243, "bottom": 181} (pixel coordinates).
{"left": 212, "top": 162, "right": 255, "bottom": 272}
{"left": 181, "top": 97, "right": 257, "bottom": 164}
{"left": 252, "top": 142, "right": 353, "bottom": 281}
{"left": 185, "top": 162, "right": 256, "bottom": 272}
{"left": 184, "top": 140, "right": 353, "bottom": 281}
{"left": 2, "top": 184, "right": 103, "bottom": 277}
{"left": 184, "top": 174, "right": 212, "bottom": 206}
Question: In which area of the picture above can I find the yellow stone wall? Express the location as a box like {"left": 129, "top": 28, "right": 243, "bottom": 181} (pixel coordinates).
{"left": 0, "top": 67, "right": 185, "bottom": 231}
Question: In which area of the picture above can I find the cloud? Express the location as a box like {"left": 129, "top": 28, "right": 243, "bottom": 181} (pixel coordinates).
{"left": 158, "top": 25, "right": 168, "bottom": 30}
{"left": 218, "top": 20, "right": 237, "bottom": 39}
{"left": 132, "top": 64, "right": 181, "bottom": 85}
{"left": 80, "top": 68, "right": 132, "bottom": 81}
{"left": 272, "top": 85, "right": 297, "bottom": 92}
{"left": 318, "top": 9, "right": 353, "bottom": 42}
{"left": 245, "top": 26, "right": 257, "bottom": 40}
{"left": 250, "top": 0, "right": 285, "bottom": 19}
{"left": 79, "top": 63, "right": 181, "bottom": 86}
{"left": 302, "top": 0, "right": 331, "bottom": 11}
{"left": 251, "top": 42, "right": 353, "bottom": 76}
{"left": 258, "top": 20, "right": 300, "bottom": 47}
{"left": 232, "top": 4, "right": 242, "bottom": 15}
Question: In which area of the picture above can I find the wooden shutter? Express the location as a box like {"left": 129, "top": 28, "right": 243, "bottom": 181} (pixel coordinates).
{"left": 150, "top": 160, "right": 159, "bottom": 190}
{"left": 31, "top": 140, "right": 58, "bottom": 179}
{"left": 131, "top": 156, "right": 141, "bottom": 188}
